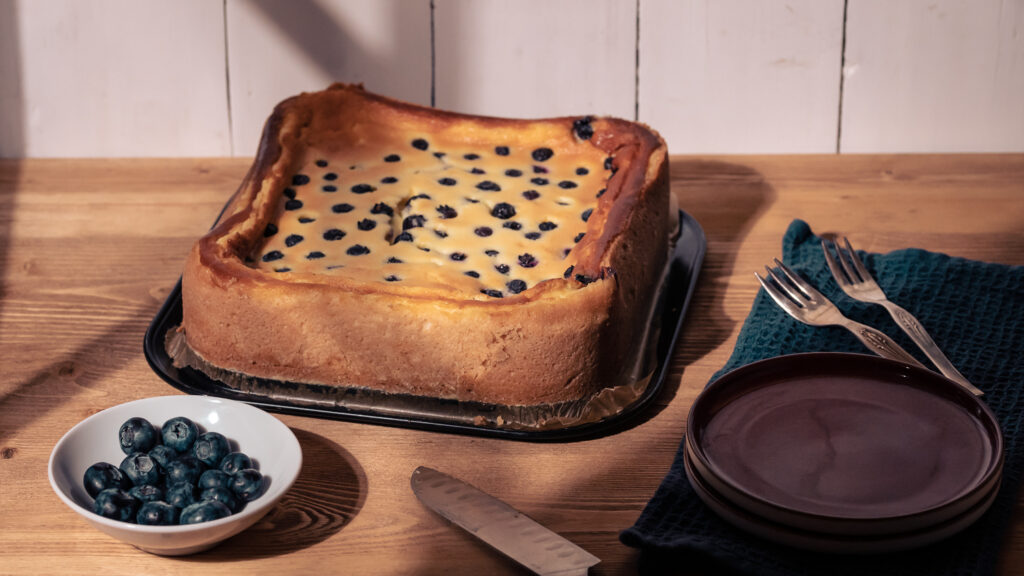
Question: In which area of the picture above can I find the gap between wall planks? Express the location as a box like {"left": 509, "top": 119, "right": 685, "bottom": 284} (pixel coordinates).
{"left": 1, "top": 0, "right": 1022, "bottom": 158}
{"left": 840, "top": 0, "right": 1024, "bottom": 153}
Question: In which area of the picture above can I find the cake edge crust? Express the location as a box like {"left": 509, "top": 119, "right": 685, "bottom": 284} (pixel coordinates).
{"left": 180, "top": 83, "right": 671, "bottom": 406}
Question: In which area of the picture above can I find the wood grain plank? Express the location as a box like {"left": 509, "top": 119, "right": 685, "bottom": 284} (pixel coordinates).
{"left": 1, "top": 156, "right": 1022, "bottom": 575}
{"left": 226, "top": 0, "right": 432, "bottom": 157}
{"left": 433, "top": 0, "right": 637, "bottom": 119}
{"left": 841, "top": 0, "right": 1024, "bottom": 152}
{"left": 0, "top": 0, "right": 230, "bottom": 157}
{"left": 638, "top": 0, "right": 845, "bottom": 154}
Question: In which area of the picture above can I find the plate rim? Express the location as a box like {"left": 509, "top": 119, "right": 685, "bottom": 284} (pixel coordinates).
{"left": 685, "top": 352, "right": 1004, "bottom": 533}
{"left": 682, "top": 443, "right": 1001, "bottom": 554}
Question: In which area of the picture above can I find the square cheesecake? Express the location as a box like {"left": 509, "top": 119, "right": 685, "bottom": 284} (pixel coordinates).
{"left": 181, "top": 83, "right": 671, "bottom": 406}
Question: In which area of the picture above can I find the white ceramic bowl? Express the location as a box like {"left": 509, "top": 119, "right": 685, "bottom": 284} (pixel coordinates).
{"left": 48, "top": 395, "right": 302, "bottom": 556}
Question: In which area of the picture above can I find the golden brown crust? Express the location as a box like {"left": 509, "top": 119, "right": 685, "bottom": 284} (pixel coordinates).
{"left": 181, "top": 83, "right": 670, "bottom": 406}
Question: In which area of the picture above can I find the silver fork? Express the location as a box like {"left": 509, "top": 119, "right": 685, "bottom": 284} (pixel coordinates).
{"left": 755, "top": 259, "right": 927, "bottom": 369}
{"left": 822, "top": 238, "right": 983, "bottom": 396}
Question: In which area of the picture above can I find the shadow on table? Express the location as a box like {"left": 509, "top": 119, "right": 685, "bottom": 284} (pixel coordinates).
{"left": 467, "top": 159, "right": 776, "bottom": 572}
{"left": 0, "top": 315, "right": 150, "bottom": 446}
{"left": 0, "top": 3, "right": 149, "bottom": 448}
{"left": 397, "top": 159, "right": 778, "bottom": 573}
{"left": 625, "top": 158, "right": 776, "bottom": 424}
{"left": 187, "top": 429, "right": 366, "bottom": 560}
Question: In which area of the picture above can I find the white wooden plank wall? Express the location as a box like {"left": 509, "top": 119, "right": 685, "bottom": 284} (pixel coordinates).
{"left": 0, "top": 0, "right": 1022, "bottom": 158}
{"left": 227, "top": 0, "right": 432, "bottom": 156}
{"left": 433, "top": 0, "right": 636, "bottom": 120}
{"left": 841, "top": 0, "right": 1024, "bottom": 153}
{"left": 0, "top": 0, "right": 230, "bottom": 157}
{"left": 638, "top": 0, "right": 845, "bottom": 153}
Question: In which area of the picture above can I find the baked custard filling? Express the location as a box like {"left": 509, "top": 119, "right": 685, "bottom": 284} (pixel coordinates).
{"left": 253, "top": 133, "right": 610, "bottom": 300}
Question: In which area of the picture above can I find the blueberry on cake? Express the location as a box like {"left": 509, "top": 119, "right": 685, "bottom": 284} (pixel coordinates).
{"left": 181, "top": 83, "right": 672, "bottom": 406}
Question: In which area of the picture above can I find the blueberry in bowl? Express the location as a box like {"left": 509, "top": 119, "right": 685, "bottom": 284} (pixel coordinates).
{"left": 199, "top": 486, "right": 241, "bottom": 514}
{"left": 83, "top": 462, "right": 131, "bottom": 498}
{"left": 49, "top": 395, "right": 301, "bottom": 556}
{"left": 198, "top": 469, "right": 233, "bottom": 491}
{"left": 231, "top": 468, "right": 266, "bottom": 502}
{"left": 165, "top": 455, "right": 205, "bottom": 486}
{"left": 147, "top": 444, "right": 178, "bottom": 470}
{"left": 165, "top": 482, "right": 198, "bottom": 509}
{"left": 161, "top": 416, "right": 199, "bottom": 454}
{"left": 70, "top": 409, "right": 275, "bottom": 531}
{"left": 192, "top": 431, "right": 231, "bottom": 468}
{"left": 93, "top": 488, "right": 140, "bottom": 522}
{"left": 180, "top": 500, "right": 233, "bottom": 524}
{"left": 219, "top": 452, "right": 253, "bottom": 475}
{"left": 137, "top": 501, "right": 179, "bottom": 526}
{"left": 119, "top": 417, "right": 159, "bottom": 454}
{"left": 129, "top": 484, "right": 164, "bottom": 503}
{"left": 120, "top": 452, "right": 162, "bottom": 487}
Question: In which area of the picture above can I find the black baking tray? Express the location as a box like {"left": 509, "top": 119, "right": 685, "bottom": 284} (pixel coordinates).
{"left": 144, "top": 210, "right": 705, "bottom": 441}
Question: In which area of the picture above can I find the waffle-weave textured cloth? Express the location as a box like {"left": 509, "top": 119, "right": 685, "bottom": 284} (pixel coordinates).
{"left": 621, "top": 220, "right": 1024, "bottom": 576}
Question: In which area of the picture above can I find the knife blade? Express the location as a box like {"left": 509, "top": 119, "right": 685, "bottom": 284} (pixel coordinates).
{"left": 411, "top": 466, "right": 600, "bottom": 576}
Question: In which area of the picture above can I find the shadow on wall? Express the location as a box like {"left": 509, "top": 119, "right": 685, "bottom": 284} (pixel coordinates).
{"left": 242, "top": 0, "right": 431, "bottom": 120}
{"left": 0, "top": 0, "right": 25, "bottom": 440}
{"left": 249, "top": 0, "right": 375, "bottom": 82}
{"left": 228, "top": 0, "right": 431, "bottom": 155}
{"left": 0, "top": 0, "right": 23, "bottom": 158}
{"left": 1, "top": 0, "right": 23, "bottom": 331}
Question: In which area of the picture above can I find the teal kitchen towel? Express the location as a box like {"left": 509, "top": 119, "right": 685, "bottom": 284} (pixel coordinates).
{"left": 621, "top": 220, "right": 1024, "bottom": 576}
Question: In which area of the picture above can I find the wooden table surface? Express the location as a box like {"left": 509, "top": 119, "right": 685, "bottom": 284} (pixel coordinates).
{"left": 1, "top": 155, "right": 1022, "bottom": 575}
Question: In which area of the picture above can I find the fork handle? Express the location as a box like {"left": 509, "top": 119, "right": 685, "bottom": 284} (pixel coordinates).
{"left": 881, "top": 302, "right": 984, "bottom": 396}
{"left": 839, "top": 319, "right": 929, "bottom": 370}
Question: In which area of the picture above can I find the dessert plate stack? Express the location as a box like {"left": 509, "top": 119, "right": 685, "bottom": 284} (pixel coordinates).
{"left": 685, "top": 353, "right": 1003, "bottom": 554}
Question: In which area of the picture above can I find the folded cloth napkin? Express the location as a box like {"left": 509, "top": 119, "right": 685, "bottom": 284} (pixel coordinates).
{"left": 621, "top": 220, "right": 1024, "bottom": 576}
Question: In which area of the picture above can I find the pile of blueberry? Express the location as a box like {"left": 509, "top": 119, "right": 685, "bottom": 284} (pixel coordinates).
{"left": 83, "top": 416, "right": 264, "bottom": 526}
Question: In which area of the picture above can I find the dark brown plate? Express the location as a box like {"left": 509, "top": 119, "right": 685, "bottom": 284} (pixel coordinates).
{"left": 686, "top": 352, "right": 1003, "bottom": 535}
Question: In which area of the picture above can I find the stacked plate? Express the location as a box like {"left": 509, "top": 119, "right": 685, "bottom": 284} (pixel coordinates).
{"left": 685, "top": 353, "right": 1003, "bottom": 554}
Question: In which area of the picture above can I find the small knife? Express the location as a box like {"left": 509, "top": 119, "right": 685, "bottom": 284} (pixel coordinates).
{"left": 411, "top": 466, "right": 600, "bottom": 576}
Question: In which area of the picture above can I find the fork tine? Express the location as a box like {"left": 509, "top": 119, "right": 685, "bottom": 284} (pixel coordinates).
{"left": 842, "top": 237, "right": 874, "bottom": 283}
{"left": 834, "top": 237, "right": 864, "bottom": 283}
{"left": 821, "top": 239, "right": 851, "bottom": 286}
{"left": 755, "top": 272, "right": 805, "bottom": 317}
{"left": 765, "top": 265, "right": 807, "bottom": 304}
{"left": 771, "top": 258, "right": 824, "bottom": 301}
